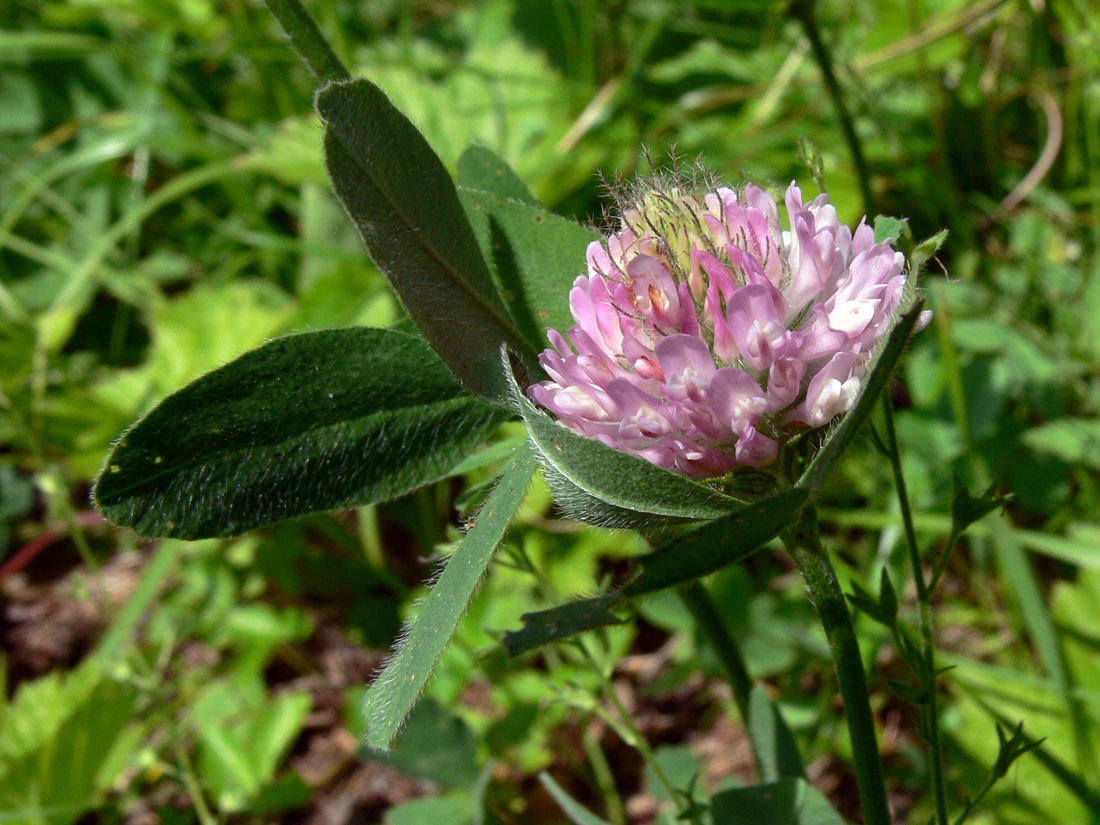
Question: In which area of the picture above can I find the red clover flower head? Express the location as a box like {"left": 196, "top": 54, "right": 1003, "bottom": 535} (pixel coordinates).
{"left": 529, "top": 177, "right": 928, "bottom": 478}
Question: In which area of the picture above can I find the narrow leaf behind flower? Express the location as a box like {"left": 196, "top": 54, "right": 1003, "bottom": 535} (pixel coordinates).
{"left": 365, "top": 442, "right": 537, "bottom": 750}
{"left": 456, "top": 145, "right": 539, "bottom": 205}
{"left": 622, "top": 489, "right": 809, "bottom": 597}
{"left": 95, "top": 327, "right": 507, "bottom": 539}
{"left": 464, "top": 187, "right": 602, "bottom": 356}
{"left": 798, "top": 303, "right": 924, "bottom": 493}
{"left": 459, "top": 187, "right": 599, "bottom": 353}
{"left": 316, "top": 78, "right": 535, "bottom": 402}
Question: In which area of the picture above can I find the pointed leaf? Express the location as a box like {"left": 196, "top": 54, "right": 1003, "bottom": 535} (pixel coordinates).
{"left": 846, "top": 581, "right": 887, "bottom": 625}
{"left": 951, "top": 473, "right": 1009, "bottom": 533}
{"left": 622, "top": 489, "right": 809, "bottom": 597}
{"left": 974, "top": 699, "right": 1099, "bottom": 811}
{"left": 365, "top": 442, "right": 537, "bottom": 750}
{"left": 748, "top": 685, "right": 806, "bottom": 782}
{"left": 846, "top": 572, "right": 897, "bottom": 628}
{"left": 95, "top": 327, "right": 507, "bottom": 539}
{"left": 459, "top": 186, "right": 599, "bottom": 352}
{"left": 499, "top": 490, "right": 807, "bottom": 655}
{"left": 502, "top": 596, "right": 624, "bottom": 657}
{"left": 538, "top": 773, "right": 613, "bottom": 825}
{"left": 512, "top": 377, "right": 741, "bottom": 527}
{"left": 798, "top": 303, "right": 924, "bottom": 492}
{"left": 910, "top": 229, "right": 948, "bottom": 273}
{"left": 710, "top": 778, "right": 844, "bottom": 825}
{"left": 873, "top": 215, "right": 911, "bottom": 245}
{"left": 316, "top": 78, "right": 535, "bottom": 401}
{"left": 878, "top": 567, "right": 898, "bottom": 625}
{"left": 456, "top": 145, "right": 538, "bottom": 204}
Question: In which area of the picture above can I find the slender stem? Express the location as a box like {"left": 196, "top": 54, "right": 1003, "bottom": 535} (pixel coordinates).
{"left": 881, "top": 399, "right": 925, "bottom": 602}
{"left": 261, "top": 0, "right": 350, "bottom": 82}
{"left": 173, "top": 737, "right": 218, "bottom": 825}
{"left": 928, "top": 527, "right": 961, "bottom": 593}
{"left": 679, "top": 582, "right": 753, "bottom": 721}
{"left": 790, "top": 0, "right": 875, "bottom": 214}
{"left": 882, "top": 395, "right": 949, "bottom": 825}
{"left": 583, "top": 728, "right": 628, "bottom": 825}
{"left": 950, "top": 773, "right": 995, "bottom": 825}
{"left": 578, "top": 641, "right": 689, "bottom": 819}
{"left": 784, "top": 505, "right": 892, "bottom": 825}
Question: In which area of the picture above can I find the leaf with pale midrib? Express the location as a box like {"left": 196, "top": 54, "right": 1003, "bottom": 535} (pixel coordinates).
{"left": 622, "top": 488, "right": 808, "bottom": 597}
{"left": 316, "top": 78, "right": 536, "bottom": 402}
{"left": 501, "top": 488, "right": 808, "bottom": 656}
{"left": 95, "top": 327, "right": 507, "bottom": 539}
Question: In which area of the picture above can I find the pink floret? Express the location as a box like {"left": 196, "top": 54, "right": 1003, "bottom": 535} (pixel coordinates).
{"left": 529, "top": 181, "right": 924, "bottom": 477}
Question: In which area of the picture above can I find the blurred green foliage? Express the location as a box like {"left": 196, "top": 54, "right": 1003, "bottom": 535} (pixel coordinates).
{"left": 2, "top": 0, "right": 1099, "bottom": 823}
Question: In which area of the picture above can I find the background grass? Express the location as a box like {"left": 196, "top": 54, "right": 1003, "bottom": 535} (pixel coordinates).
{"left": 2, "top": 0, "right": 1099, "bottom": 823}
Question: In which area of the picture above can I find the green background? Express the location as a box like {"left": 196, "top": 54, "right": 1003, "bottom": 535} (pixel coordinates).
{"left": 1, "top": 0, "right": 1099, "bottom": 823}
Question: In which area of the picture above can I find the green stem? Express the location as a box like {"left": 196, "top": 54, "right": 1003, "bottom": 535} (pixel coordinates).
{"left": 790, "top": 0, "right": 875, "bottom": 214}
{"left": 784, "top": 505, "right": 892, "bottom": 825}
{"left": 583, "top": 728, "right": 628, "bottom": 825}
{"left": 928, "top": 528, "right": 961, "bottom": 593}
{"left": 261, "top": 0, "right": 350, "bottom": 81}
{"left": 578, "top": 641, "right": 690, "bottom": 820}
{"left": 882, "top": 395, "right": 949, "bottom": 825}
{"left": 173, "top": 737, "right": 219, "bottom": 825}
{"left": 678, "top": 582, "right": 753, "bottom": 721}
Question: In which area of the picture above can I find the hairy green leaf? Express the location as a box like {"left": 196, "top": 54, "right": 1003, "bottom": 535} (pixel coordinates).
{"left": 365, "top": 442, "right": 537, "bottom": 750}
{"left": 502, "top": 596, "right": 624, "bottom": 657}
{"left": 95, "top": 327, "right": 507, "bottom": 539}
{"left": 316, "top": 78, "right": 535, "bottom": 401}
{"left": 622, "top": 489, "right": 808, "bottom": 597}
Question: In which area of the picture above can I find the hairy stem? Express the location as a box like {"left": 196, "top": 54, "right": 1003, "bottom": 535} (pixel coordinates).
{"left": 262, "top": 0, "right": 350, "bottom": 81}
{"left": 785, "top": 505, "right": 892, "bottom": 825}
